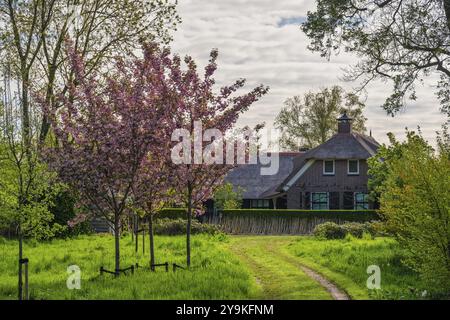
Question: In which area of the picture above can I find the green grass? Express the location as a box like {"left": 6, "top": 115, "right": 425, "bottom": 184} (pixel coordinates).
{"left": 283, "top": 236, "right": 425, "bottom": 299}
{"left": 229, "top": 236, "right": 332, "bottom": 300}
{"left": 0, "top": 234, "right": 259, "bottom": 300}
{"left": 0, "top": 234, "right": 428, "bottom": 300}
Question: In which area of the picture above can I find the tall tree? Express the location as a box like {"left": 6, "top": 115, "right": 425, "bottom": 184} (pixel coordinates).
{"left": 302, "top": 0, "right": 450, "bottom": 117}
{"left": 0, "top": 64, "right": 63, "bottom": 300}
{"left": 274, "top": 86, "right": 366, "bottom": 150}
{"left": 368, "top": 130, "right": 450, "bottom": 295}
{"left": 44, "top": 42, "right": 175, "bottom": 275}
{"left": 0, "top": 0, "right": 180, "bottom": 147}
{"left": 170, "top": 49, "right": 268, "bottom": 267}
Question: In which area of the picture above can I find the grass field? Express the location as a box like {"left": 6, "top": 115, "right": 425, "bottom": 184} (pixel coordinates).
{"left": 283, "top": 236, "right": 425, "bottom": 299}
{"left": 0, "top": 234, "right": 258, "bottom": 300}
{"left": 0, "top": 234, "right": 427, "bottom": 300}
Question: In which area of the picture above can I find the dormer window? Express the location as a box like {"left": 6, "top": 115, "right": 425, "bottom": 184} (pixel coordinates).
{"left": 323, "top": 160, "right": 335, "bottom": 175}
{"left": 348, "top": 160, "right": 359, "bottom": 175}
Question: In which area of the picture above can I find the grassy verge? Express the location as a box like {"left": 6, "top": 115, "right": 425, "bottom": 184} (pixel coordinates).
{"left": 0, "top": 234, "right": 258, "bottom": 300}
{"left": 283, "top": 236, "right": 425, "bottom": 299}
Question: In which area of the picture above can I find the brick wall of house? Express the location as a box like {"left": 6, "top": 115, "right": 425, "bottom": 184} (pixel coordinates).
{"left": 286, "top": 159, "right": 371, "bottom": 209}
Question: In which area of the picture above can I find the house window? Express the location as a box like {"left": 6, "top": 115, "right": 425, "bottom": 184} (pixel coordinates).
{"left": 348, "top": 160, "right": 359, "bottom": 175}
{"left": 312, "top": 192, "right": 328, "bottom": 210}
{"left": 251, "top": 199, "right": 270, "bottom": 209}
{"left": 343, "top": 192, "right": 354, "bottom": 209}
{"left": 355, "top": 193, "right": 369, "bottom": 210}
{"left": 323, "top": 160, "right": 335, "bottom": 175}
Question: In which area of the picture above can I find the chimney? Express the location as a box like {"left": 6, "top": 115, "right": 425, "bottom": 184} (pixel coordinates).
{"left": 337, "top": 113, "right": 352, "bottom": 134}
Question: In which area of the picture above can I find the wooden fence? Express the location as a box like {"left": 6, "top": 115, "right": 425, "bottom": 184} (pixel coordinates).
{"left": 203, "top": 209, "right": 379, "bottom": 235}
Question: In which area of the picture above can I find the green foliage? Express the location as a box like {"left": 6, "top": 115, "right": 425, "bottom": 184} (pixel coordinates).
{"left": 369, "top": 130, "right": 450, "bottom": 294}
{"left": 157, "top": 208, "right": 187, "bottom": 219}
{"left": 153, "top": 218, "right": 221, "bottom": 236}
{"left": 213, "top": 182, "right": 243, "bottom": 210}
{"left": 222, "top": 209, "right": 379, "bottom": 221}
{"left": 314, "top": 222, "right": 377, "bottom": 240}
{"left": 274, "top": 86, "right": 366, "bottom": 150}
{"left": 313, "top": 222, "right": 346, "bottom": 239}
{"left": 0, "top": 143, "right": 64, "bottom": 240}
{"left": 50, "top": 191, "right": 92, "bottom": 237}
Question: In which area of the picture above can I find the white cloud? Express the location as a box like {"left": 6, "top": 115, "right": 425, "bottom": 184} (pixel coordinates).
{"left": 171, "top": 0, "right": 446, "bottom": 146}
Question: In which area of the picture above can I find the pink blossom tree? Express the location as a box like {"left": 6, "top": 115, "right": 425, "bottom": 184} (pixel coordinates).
{"left": 44, "top": 43, "right": 176, "bottom": 275}
{"left": 168, "top": 50, "right": 269, "bottom": 267}
{"left": 131, "top": 142, "right": 176, "bottom": 270}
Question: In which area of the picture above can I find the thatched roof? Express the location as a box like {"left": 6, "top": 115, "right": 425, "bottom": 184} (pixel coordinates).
{"left": 224, "top": 152, "right": 300, "bottom": 199}
{"left": 276, "top": 132, "right": 380, "bottom": 192}
{"left": 303, "top": 132, "right": 379, "bottom": 160}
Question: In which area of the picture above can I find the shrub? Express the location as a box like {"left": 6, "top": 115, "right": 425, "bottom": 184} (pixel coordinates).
{"left": 154, "top": 218, "right": 221, "bottom": 236}
{"left": 341, "top": 222, "right": 365, "bottom": 238}
{"left": 313, "top": 222, "right": 346, "bottom": 239}
{"left": 315, "top": 221, "right": 379, "bottom": 240}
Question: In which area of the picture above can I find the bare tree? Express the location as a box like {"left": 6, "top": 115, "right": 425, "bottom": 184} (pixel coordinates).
{"left": 0, "top": 0, "right": 180, "bottom": 147}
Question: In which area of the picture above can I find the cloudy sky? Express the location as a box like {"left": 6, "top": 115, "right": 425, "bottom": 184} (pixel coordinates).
{"left": 171, "top": 0, "right": 446, "bottom": 146}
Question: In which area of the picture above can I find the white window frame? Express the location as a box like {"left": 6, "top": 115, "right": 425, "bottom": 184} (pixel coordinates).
{"left": 347, "top": 159, "right": 360, "bottom": 175}
{"left": 311, "top": 192, "right": 329, "bottom": 210}
{"left": 323, "top": 160, "right": 335, "bottom": 175}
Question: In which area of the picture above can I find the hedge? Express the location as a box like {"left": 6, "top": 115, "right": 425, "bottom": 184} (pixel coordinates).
{"left": 157, "top": 208, "right": 187, "bottom": 220}
{"left": 220, "top": 209, "right": 379, "bottom": 221}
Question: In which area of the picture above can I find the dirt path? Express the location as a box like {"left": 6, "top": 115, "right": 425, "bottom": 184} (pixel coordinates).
{"left": 229, "top": 236, "right": 350, "bottom": 300}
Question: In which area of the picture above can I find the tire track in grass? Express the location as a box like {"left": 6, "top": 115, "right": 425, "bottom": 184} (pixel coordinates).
{"left": 265, "top": 242, "right": 350, "bottom": 300}
{"left": 229, "top": 237, "right": 332, "bottom": 300}
{"left": 229, "top": 236, "right": 350, "bottom": 300}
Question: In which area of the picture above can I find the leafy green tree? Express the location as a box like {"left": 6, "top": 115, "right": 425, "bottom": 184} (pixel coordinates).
{"left": 274, "top": 86, "right": 366, "bottom": 150}
{"left": 302, "top": 0, "right": 450, "bottom": 116}
{"left": 368, "top": 130, "right": 450, "bottom": 295}
{"left": 213, "top": 183, "right": 244, "bottom": 210}
{"left": 0, "top": 65, "right": 64, "bottom": 300}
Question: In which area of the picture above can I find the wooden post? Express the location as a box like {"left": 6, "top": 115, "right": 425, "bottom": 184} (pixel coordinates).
{"left": 130, "top": 216, "right": 134, "bottom": 242}
{"left": 24, "top": 260, "right": 29, "bottom": 300}
{"left": 165, "top": 262, "right": 168, "bottom": 272}
{"left": 18, "top": 231, "right": 23, "bottom": 301}
{"left": 142, "top": 228, "right": 145, "bottom": 255}
{"left": 135, "top": 217, "right": 138, "bottom": 253}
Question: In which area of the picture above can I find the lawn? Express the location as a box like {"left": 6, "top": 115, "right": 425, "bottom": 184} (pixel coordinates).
{"left": 283, "top": 236, "right": 426, "bottom": 299}
{"left": 0, "top": 234, "right": 428, "bottom": 300}
{"left": 0, "top": 234, "right": 258, "bottom": 300}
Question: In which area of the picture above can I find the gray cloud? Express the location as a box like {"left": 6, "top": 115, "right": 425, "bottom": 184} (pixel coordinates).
{"left": 171, "top": 0, "right": 446, "bottom": 146}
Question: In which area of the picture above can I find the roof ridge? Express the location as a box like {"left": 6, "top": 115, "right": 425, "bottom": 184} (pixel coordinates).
{"left": 352, "top": 133, "right": 377, "bottom": 156}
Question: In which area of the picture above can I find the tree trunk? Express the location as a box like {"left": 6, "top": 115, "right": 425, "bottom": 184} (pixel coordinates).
{"left": 149, "top": 214, "right": 155, "bottom": 271}
{"left": 186, "top": 183, "right": 193, "bottom": 268}
{"left": 114, "top": 213, "right": 120, "bottom": 276}
{"left": 443, "top": 0, "right": 450, "bottom": 32}
{"left": 18, "top": 228, "right": 23, "bottom": 301}
{"left": 21, "top": 75, "right": 32, "bottom": 158}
